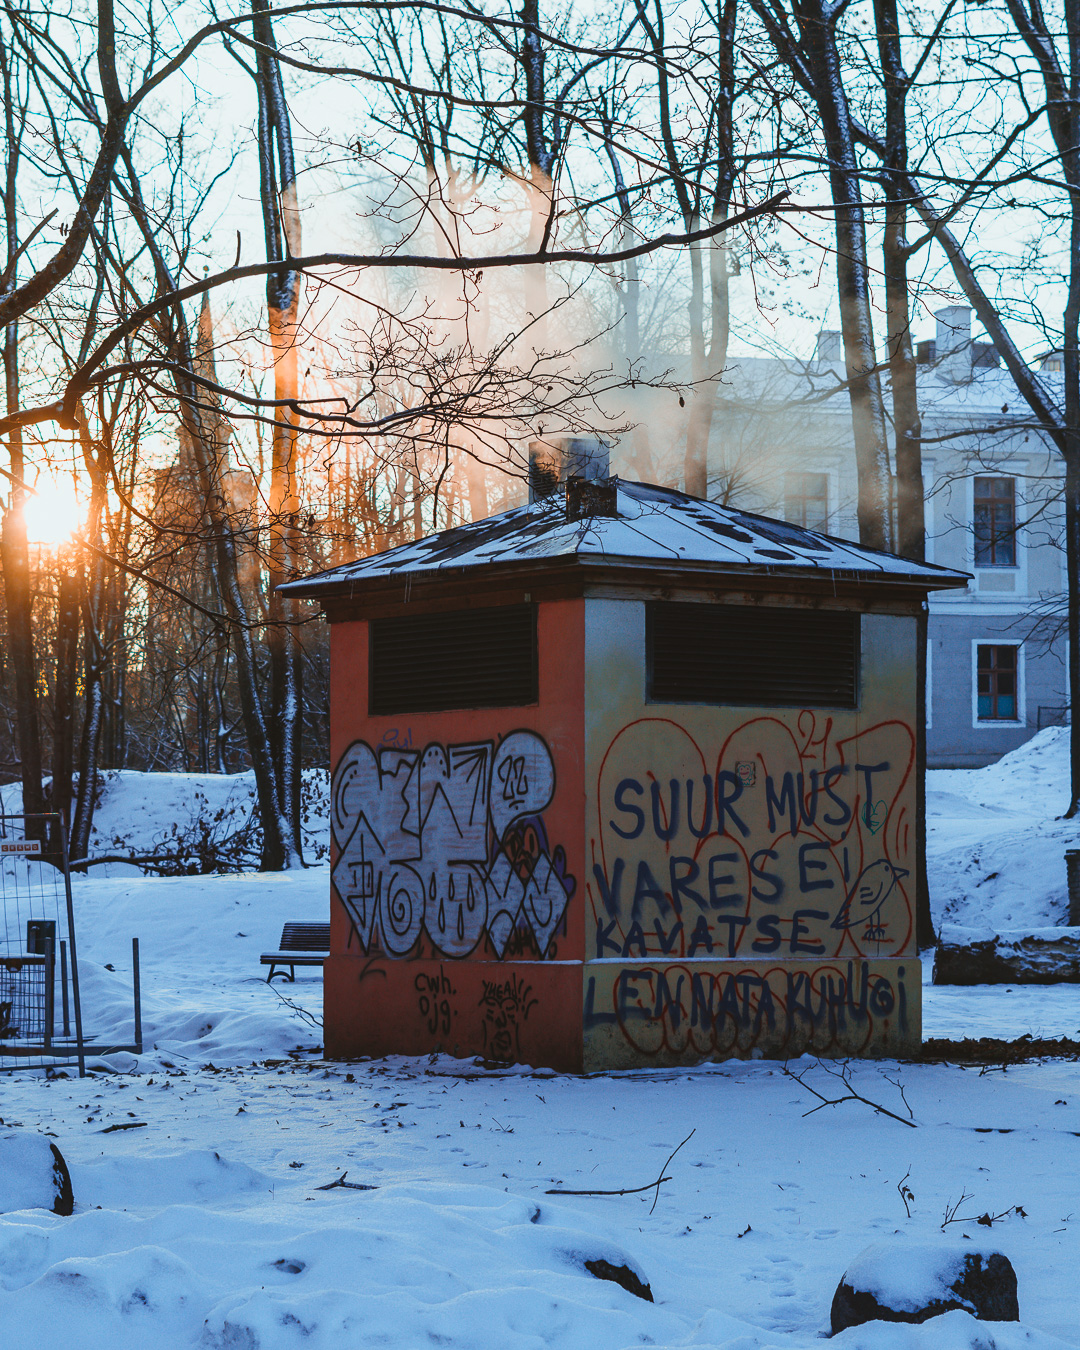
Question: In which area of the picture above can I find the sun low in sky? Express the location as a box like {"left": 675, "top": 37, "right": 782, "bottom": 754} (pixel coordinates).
{"left": 22, "top": 478, "right": 84, "bottom": 546}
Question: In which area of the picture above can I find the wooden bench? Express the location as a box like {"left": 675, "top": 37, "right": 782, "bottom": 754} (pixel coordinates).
{"left": 261, "top": 923, "right": 331, "bottom": 983}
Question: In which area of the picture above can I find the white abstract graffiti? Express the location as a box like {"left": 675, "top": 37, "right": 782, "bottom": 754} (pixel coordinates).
{"left": 331, "top": 731, "right": 574, "bottom": 959}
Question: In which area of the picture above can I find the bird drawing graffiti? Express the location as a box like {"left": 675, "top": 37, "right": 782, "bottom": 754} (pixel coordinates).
{"left": 831, "top": 859, "right": 909, "bottom": 942}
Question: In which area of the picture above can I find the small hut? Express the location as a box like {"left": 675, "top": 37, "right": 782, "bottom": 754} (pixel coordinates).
{"left": 284, "top": 454, "right": 967, "bottom": 1071}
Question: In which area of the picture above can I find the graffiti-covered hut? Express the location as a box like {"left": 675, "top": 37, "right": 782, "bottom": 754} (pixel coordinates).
{"left": 283, "top": 469, "right": 968, "bottom": 1071}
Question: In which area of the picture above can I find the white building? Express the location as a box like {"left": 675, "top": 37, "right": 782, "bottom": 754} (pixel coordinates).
{"left": 713, "top": 307, "right": 1066, "bottom": 768}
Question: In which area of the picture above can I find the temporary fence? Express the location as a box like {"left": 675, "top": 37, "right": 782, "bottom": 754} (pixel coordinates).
{"left": 0, "top": 813, "right": 142, "bottom": 1076}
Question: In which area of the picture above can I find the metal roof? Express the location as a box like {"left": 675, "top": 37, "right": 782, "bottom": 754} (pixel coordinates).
{"left": 282, "top": 479, "right": 969, "bottom": 596}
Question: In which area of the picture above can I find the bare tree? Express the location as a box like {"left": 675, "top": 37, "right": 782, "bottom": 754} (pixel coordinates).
{"left": 0, "top": 34, "right": 45, "bottom": 837}
{"left": 634, "top": 0, "right": 742, "bottom": 496}
{"left": 855, "top": 0, "right": 1080, "bottom": 815}
{"left": 0, "top": 0, "right": 785, "bottom": 869}
{"left": 750, "top": 0, "right": 893, "bottom": 550}
{"left": 250, "top": 0, "right": 305, "bottom": 861}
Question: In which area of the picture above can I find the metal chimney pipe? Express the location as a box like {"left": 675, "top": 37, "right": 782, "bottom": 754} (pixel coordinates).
{"left": 816, "top": 330, "right": 842, "bottom": 363}
{"left": 528, "top": 440, "right": 562, "bottom": 503}
{"left": 528, "top": 436, "right": 610, "bottom": 503}
{"left": 935, "top": 305, "right": 973, "bottom": 384}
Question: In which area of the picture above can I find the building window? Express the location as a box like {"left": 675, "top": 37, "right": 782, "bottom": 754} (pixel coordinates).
{"left": 784, "top": 472, "right": 829, "bottom": 533}
{"left": 973, "top": 477, "right": 1017, "bottom": 567}
{"left": 976, "top": 644, "right": 1019, "bottom": 721}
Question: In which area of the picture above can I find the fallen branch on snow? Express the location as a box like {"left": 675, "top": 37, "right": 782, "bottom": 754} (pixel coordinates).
{"left": 265, "top": 982, "right": 323, "bottom": 1029}
{"left": 783, "top": 1060, "right": 916, "bottom": 1127}
{"left": 316, "top": 1171, "right": 378, "bottom": 1192}
{"left": 545, "top": 1129, "right": 695, "bottom": 1214}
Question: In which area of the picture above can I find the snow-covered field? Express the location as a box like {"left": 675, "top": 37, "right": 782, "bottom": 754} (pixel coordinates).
{"left": 1, "top": 736, "right": 1080, "bottom": 1349}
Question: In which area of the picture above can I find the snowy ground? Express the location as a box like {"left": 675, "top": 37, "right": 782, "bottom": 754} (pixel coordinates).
{"left": 2, "top": 737, "right": 1080, "bottom": 1349}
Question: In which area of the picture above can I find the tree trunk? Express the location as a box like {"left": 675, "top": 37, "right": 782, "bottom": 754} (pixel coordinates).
{"left": 687, "top": 2, "right": 736, "bottom": 497}
{"left": 886, "top": 216, "right": 923, "bottom": 562}
{"left": 873, "top": 0, "right": 932, "bottom": 943}
{"left": 874, "top": 0, "right": 922, "bottom": 561}
{"left": 638, "top": 0, "right": 736, "bottom": 497}
{"left": 70, "top": 547, "right": 106, "bottom": 864}
{"left": 519, "top": 0, "right": 556, "bottom": 349}
{"left": 187, "top": 402, "right": 297, "bottom": 868}
{"left": 1065, "top": 451, "right": 1080, "bottom": 817}
{"left": 49, "top": 566, "right": 80, "bottom": 846}
{"left": 602, "top": 127, "right": 653, "bottom": 481}
{"left": 253, "top": 0, "right": 304, "bottom": 861}
{"left": 464, "top": 447, "right": 489, "bottom": 521}
{"left": 69, "top": 438, "right": 111, "bottom": 865}
{"left": 1061, "top": 0, "right": 1080, "bottom": 817}
{"left": 752, "top": 0, "right": 893, "bottom": 547}
{"left": 684, "top": 189, "right": 732, "bottom": 498}
{"left": 0, "top": 500, "right": 44, "bottom": 835}
{"left": 2, "top": 316, "right": 45, "bottom": 835}
{"left": 794, "top": 0, "right": 892, "bottom": 550}
{"left": 0, "top": 46, "right": 43, "bottom": 835}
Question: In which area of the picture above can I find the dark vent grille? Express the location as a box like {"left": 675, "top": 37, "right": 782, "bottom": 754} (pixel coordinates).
{"left": 370, "top": 605, "right": 537, "bottom": 713}
{"left": 648, "top": 602, "right": 859, "bottom": 708}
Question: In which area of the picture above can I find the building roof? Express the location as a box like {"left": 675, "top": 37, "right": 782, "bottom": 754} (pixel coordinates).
{"left": 283, "top": 479, "right": 969, "bottom": 599}
{"left": 720, "top": 352, "right": 1060, "bottom": 427}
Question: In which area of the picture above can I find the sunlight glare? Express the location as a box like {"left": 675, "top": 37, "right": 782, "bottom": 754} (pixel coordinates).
{"left": 23, "top": 480, "right": 84, "bottom": 546}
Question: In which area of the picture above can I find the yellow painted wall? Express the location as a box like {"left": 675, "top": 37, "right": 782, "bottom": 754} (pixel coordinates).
{"left": 582, "top": 598, "right": 921, "bottom": 1063}
{"left": 582, "top": 958, "right": 920, "bottom": 1068}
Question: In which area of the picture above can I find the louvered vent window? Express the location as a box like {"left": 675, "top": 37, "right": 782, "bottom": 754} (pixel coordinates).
{"left": 370, "top": 604, "right": 537, "bottom": 713}
{"left": 648, "top": 602, "right": 859, "bottom": 708}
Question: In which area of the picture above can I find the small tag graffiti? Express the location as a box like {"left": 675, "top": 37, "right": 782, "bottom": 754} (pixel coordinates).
{"left": 863, "top": 799, "right": 888, "bottom": 834}
{"left": 415, "top": 968, "right": 455, "bottom": 1036}
{"left": 478, "top": 973, "right": 539, "bottom": 1061}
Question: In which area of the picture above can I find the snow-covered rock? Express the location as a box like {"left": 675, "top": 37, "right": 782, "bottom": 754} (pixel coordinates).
{"left": 934, "top": 927, "right": 1080, "bottom": 985}
{"left": 831, "top": 1242, "right": 1019, "bottom": 1332}
{"left": 0, "top": 1132, "right": 73, "bottom": 1216}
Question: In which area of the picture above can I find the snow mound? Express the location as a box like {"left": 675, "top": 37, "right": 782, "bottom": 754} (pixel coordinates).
{"left": 72, "top": 1149, "right": 271, "bottom": 1210}
{"left": 34, "top": 866, "right": 330, "bottom": 1070}
{"left": 928, "top": 727, "right": 1080, "bottom": 932}
{"left": 832, "top": 1308, "right": 1073, "bottom": 1350}
{"left": 0, "top": 1182, "right": 683, "bottom": 1350}
{"left": 934, "top": 727, "right": 1070, "bottom": 817}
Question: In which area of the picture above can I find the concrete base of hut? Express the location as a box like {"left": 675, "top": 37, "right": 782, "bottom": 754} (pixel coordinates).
{"left": 324, "top": 955, "right": 921, "bottom": 1071}
{"left": 324, "top": 957, "right": 584, "bottom": 1072}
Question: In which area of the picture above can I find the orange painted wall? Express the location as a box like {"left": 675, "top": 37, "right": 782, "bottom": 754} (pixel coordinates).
{"left": 325, "top": 958, "right": 583, "bottom": 1071}
{"left": 325, "top": 599, "right": 585, "bottom": 1069}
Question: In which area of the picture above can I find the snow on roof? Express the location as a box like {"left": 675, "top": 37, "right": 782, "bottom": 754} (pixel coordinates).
{"left": 720, "top": 351, "right": 1055, "bottom": 426}
{"left": 283, "top": 479, "right": 969, "bottom": 596}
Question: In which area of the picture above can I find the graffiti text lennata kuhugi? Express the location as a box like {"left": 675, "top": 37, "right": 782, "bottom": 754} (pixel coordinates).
{"left": 331, "top": 732, "right": 575, "bottom": 959}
